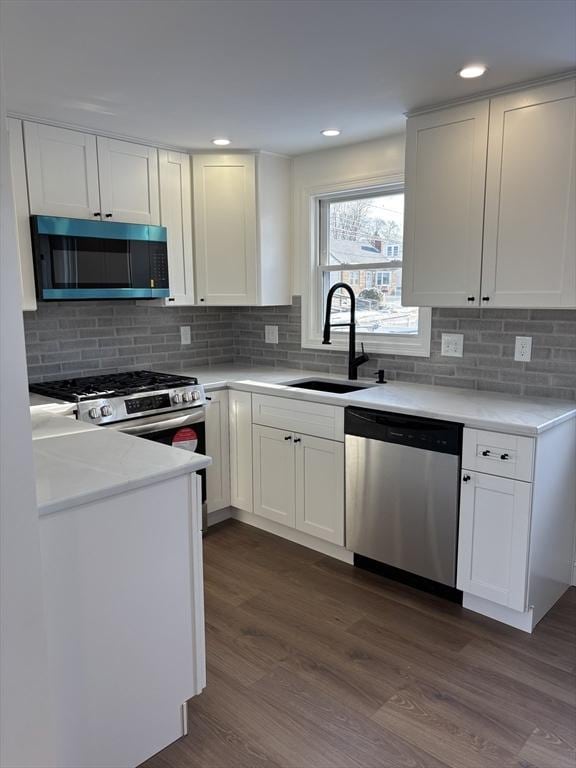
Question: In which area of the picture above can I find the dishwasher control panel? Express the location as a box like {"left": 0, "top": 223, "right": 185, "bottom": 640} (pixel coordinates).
{"left": 344, "top": 407, "right": 462, "bottom": 455}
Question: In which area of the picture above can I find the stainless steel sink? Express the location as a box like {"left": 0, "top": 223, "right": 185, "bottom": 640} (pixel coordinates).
{"left": 285, "top": 379, "right": 373, "bottom": 394}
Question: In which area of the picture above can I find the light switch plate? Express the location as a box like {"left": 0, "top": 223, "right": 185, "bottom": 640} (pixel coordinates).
{"left": 441, "top": 333, "right": 464, "bottom": 357}
{"left": 180, "top": 326, "right": 191, "bottom": 345}
{"left": 265, "top": 325, "right": 279, "bottom": 344}
{"left": 514, "top": 336, "right": 532, "bottom": 362}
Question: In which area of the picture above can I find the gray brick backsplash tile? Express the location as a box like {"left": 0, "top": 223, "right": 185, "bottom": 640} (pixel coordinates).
{"left": 24, "top": 298, "right": 575, "bottom": 399}
{"left": 230, "top": 297, "right": 576, "bottom": 401}
{"left": 25, "top": 301, "right": 234, "bottom": 382}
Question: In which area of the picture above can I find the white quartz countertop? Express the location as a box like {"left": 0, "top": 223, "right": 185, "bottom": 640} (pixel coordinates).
{"left": 31, "top": 412, "right": 211, "bottom": 516}
{"left": 175, "top": 364, "right": 576, "bottom": 436}
{"left": 31, "top": 409, "right": 101, "bottom": 439}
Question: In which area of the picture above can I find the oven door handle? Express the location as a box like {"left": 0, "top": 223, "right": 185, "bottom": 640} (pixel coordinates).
{"left": 110, "top": 406, "right": 207, "bottom": 436}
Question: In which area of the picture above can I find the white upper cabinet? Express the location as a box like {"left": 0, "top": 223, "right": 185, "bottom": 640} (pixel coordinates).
{"left": 193, "top": 153, "right": 258, "bottom": 305}
{"left": 403, "top": 78, "right": 576, "bottom": 309}
{"left": 97, "top": 137, "right": 160, "bottom": 224}
{"left": 24, "top": 122, "right": 100, "bottom": 219}
{"left": 158, "top": 150, "right": 194, "bottom": 304}
{"left": 23, "top": 123, "right": 160, "bottom": 226}
{"left": 7, "top": 118, "right": 36, "bottom": 311}
{"left": 192, "top": 152, "right": 290, "bottom": 306}
{"left": 481, "top": 80, "right": 576, "bottom": 307}
{"left": 402, "top": 101, "right": 488, "bottom": 307}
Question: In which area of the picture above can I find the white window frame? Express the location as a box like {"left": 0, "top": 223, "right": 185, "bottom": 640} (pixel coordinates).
{"left": 299, "top": 173, "right": 431, "bottom": 357}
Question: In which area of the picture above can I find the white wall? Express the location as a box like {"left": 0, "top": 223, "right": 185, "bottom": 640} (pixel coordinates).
{"left": 0, "top": 47, "right": 59, "bottom": 768}
{"left": 291, "top": 133, "right": 405, "bottom": 295}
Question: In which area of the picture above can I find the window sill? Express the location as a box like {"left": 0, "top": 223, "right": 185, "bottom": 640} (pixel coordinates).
{"left": 302, "top": 327, "right": 431, "bottom": 358}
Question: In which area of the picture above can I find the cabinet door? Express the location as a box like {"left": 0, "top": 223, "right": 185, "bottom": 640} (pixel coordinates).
{"left": 295, "top": 435, "right": 344, "bottom": 545}
{"left": 252, "top": 425, "right": 296, "bottom": 527}
{"left": 205, "top": 390, "right": 231, "bottom": 513}
{"left": 192, "top": 154, "right": 258, "bottom": 305}
{"left": 97, "top": 137, "right": 160, "bottom": 224}
{"left": 482, "top": 80, "right": 576, "bottom": 307}
{"left": 159, "top": 150, "right": 194, "bottom": 304}
{"left": 457, "top": 471, "right": 532, "bottom": 611}
{"left": 402, "top": 101, "right": 488, "bottom": 307}
{"left": 229, "top": 390, "right": 253, "bottom": 512}
{"left": 24, "top": 122, "right": 100, "bottom": 219}
{"left": 7, "top": 119, "right": 36, "bottom": 311}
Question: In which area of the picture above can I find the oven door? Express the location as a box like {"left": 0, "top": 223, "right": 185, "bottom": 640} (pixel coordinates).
{"left": 31, "top": 215, "right": 170, "bottom": 300}
{"left": 109, "top": 407, "right": 208, "bottom": 531}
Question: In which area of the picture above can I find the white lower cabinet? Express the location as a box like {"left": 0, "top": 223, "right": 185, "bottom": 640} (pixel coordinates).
{"left": 252, "top": 425, "right": 344, "bottom": 545}
{"left": 457, "top": 471, "right": 531, "bottom": 612}
{"left": 253, "top": 425, "right": 296, "bottom": 527}
{"left": 228, "top": 390, "right": 253, "bottom": 512}
{"left": 40, "top": 473, "right": 205, "bottom": 768}
{"left": 456, "top": 422, "right": 575, "bottom": 632}
{"left": 205, "top": 390, "right": 230, "bottom": 513}
{"left": 296, "top": 434, "right": 344, "bottom": 545}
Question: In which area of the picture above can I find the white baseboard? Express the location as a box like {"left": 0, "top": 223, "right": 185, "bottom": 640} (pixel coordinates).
{"left": 207, "top": 507, "right": 233, "bottom": 526}
{"left": 462, "top": 593, "right": 534, "bottom": 633}
{"left": 230, "top": 508, "right": 354, "bottom": 564}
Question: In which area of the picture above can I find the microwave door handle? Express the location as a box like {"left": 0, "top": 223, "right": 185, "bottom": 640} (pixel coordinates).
{"left": 110, "top": 407, "right": 206, "bottom": 436}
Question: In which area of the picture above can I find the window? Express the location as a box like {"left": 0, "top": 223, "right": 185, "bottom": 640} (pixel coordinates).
{"left": 375, "top": 271, "right": 390, "bottom": 287}
{"left": 348, "top": 271, "right": 360, "bottom": 286}
{"left": 301, "top": 178, "right": 431, "bottom": 357}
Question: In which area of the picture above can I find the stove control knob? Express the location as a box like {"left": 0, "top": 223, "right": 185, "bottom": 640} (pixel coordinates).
{"left": 173, "top": 393, "right": 183, "bottom": 404}
{"left": 182, "top": 392, "right": 193, "bottom": 403}
{"left": 88, "top": 407, "right": 99, "bottom": 420}
{"left": 100, "top": 405, "right": 112, "bottom": 417}
{"left": 192, "top": 390, "right": 201, "bottom": 401}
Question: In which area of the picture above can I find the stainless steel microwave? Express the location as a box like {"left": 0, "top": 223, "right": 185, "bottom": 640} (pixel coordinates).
{"left": 31, "top": 215, "right": 170, "bottom": 300}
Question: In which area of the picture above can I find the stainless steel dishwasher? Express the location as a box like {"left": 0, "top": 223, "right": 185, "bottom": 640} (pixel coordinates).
{"left": 345, "top": 407, "right": 462, "bottom": 589}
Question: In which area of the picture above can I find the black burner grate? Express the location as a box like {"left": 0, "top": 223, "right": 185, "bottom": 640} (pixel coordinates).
{"left": 29, "top": 370, "right": 199, "bottom": 402}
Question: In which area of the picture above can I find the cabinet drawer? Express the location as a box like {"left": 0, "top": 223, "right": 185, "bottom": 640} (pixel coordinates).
{"left": 252, "top": 394, "right": 344, "bottom": 441}
{"left": 463, "top": 429, "right": 534, "bottom": 482}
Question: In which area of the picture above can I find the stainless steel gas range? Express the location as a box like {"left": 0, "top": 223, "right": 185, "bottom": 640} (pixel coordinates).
{"left": 30, "top": 370, "right": 210, "bottom": 529}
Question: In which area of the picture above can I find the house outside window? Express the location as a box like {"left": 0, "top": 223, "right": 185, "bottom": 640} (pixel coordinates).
{"left": 300, "top": 180, "right": 431, "bottom": 356}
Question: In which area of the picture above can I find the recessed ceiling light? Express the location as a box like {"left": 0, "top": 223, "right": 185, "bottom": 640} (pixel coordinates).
{"left": 321, "top": 129, "right": 341, "bottom": 137}
{"left": 458, "top": 64, "right": 487, "bottom": 79}
{"left": 211, "top": 138, "right": 231, "bottom": 146}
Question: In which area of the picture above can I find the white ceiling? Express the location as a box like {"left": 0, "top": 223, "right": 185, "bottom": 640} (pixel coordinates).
{"left": 2, "top": 0, "right": 575, "bottom": 155}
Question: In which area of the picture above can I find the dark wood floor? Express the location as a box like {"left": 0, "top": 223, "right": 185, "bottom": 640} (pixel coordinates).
{"left": 141, "top": 520, "right": 576, "bottom": 768}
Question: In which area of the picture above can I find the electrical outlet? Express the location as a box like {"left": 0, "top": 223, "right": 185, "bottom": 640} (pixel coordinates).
{"left": 514, "top": 336, "right": 532, "bottom": 362}
{"left": 441, "top": 333, "right": 464, "bottom": 357}
{"left": 180, "top": 326, "right": 191, "bottom": 345}
{"left": 265, "top": 325, "right": 279, "bottom": 344}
